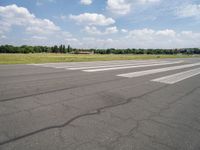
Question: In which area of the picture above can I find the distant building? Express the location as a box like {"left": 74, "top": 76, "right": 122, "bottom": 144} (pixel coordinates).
{"left": 72, "top": 50, "right": 94, "bottom": 54}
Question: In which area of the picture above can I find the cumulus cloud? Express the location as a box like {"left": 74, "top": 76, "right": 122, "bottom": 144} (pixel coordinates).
{"left": 0, "top": 4, "right": 60, "bottom": 36}
{"left": 106, "top": 0, "right": 160, "bottom": 15}
{"left": 156, "top": 29, "right": 176, "bottom": 37}
{"left": 127, "top": 29, "right": 177, "bottom": 40}
{"left": 121, "top": 28, "right": 200, "bottom": 48}
{"left": 36, "top": 0, "right": 56, "bottom": 6}
{"left": 81, "top": 37, "right": 115, "bottom": 48}
{"left": 31, "top": 36, "right": 47, "bottom": 40}
{"left": 121, "top": 29, "right": 128, "bottom": 33}
{"left": 65, "top": 38, "right": 83, "bottom": 47}
{"left": 80, "top": 0, "right": 92, "bottom": 5}
{"left": 0, "top": 35, "right": 6, "bottom": 39}
{"left": 127, "top": 28, "right": 155, "bottom": 41}
{"left": 105, "top": 26, "right": 118, "bottom": 34}
{"left": 176, "top": 4, "right": 200, "bottom": 18}
{"left": 139, "top": 0, "right": 160, "bottom": 4}
{"left": 73, "top": 28, "right": 200, "bottom": 49}
{"left": 84, "top": 26, "right": 118, "bottom": 35}
{"left": 84, "top": 26, "right": 102, "bottom": 35}
{"left": 72, "top": 28, "right": 200, "bottom": 49}
{"left": 69, "top": 13, "right": 115, "bottom": 26}
{"left": 107, "top": 0, "right": 131, "bottom": 15}
{"left": 0, "top": 4, "right": 73, "bottom": 45}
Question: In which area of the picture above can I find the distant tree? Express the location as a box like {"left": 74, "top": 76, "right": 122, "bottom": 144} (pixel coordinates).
{"left": 59, "top": 45, "right": 62, "bottom": 53}
{"left": 62, "top": 45, "right": 66, "bottom": 53}
{"left": 51, "top": 45, "right": 59, "bottom": 53}
{"left": 67, "top": 45, "right": 72, "bottom": 53}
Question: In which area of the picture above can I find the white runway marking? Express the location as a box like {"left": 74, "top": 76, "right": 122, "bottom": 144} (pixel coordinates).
{"left": 83, "top": 61, "right": 183, "bottom": 72}
{"left": 29, "top": 60, "right": 200, "bottom": 85}
{"left": 152, "top": 67, "right": 200, "bottom": 84}
{"left": 32, "top": 60, "right": 160, "bottom": 68}
{"left": 31, "top": 60, "right": 177, "bottom": 70}
{"left": 49, "top": 60, "right": 168, "bottom": 69}
{"left": 67, "top": 61, "right": 169, "bottom": 70}
{"left": 117, "top": 62, "right": 200, "bottom": 78}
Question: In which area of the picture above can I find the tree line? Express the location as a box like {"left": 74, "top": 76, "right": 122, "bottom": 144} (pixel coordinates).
{"left": 0, "top": 44, "right": 200, "bottom": 55}
{"left": 0, "top": 45, "right": 72, "bottom": 53}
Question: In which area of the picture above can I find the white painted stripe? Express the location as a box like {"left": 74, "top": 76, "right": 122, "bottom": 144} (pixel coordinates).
{"left": 54, "top": 60, "right": 166, "bottom": 69}
{"left": 84, "top": 61, "right": 183, "bottom": 72}
{"left": 32, "top": 60, "right": 169, "bottom": 68}
{"left": 67, "top": 61, "right": 169, "bottom": 70}
{"left": 152, "top": 67, "right": 200, "bottom": 84}
{"left": 34, "top": 60, "right": 152, "bottom": 67}
{"left": 117, "top": 62, "right": 200, "bottom": 78}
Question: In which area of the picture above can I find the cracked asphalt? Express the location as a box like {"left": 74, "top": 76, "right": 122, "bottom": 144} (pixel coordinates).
{"left": 0, "top": 58, "right": 200, "bottom": 150}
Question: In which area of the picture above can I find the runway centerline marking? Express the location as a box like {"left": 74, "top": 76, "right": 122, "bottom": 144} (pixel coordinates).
{"left": 151, "top": 67, "right": 200, "bottom": 84}
{"left": 117, "top": 62, "right": 200, "bottom": 78}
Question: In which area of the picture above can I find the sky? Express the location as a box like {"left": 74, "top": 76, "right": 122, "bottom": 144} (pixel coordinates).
{"left": 0, "top": 0, "right": 200, "bottom": 49}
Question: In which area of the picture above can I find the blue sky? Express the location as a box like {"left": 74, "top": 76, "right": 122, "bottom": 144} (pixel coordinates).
{"left": 0, "top": 0, "right": 200, "bottom": 48}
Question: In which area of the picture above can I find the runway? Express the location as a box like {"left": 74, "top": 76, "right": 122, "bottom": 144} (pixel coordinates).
{"left": 0, "top": 58, "right": 200, "bottom": 150}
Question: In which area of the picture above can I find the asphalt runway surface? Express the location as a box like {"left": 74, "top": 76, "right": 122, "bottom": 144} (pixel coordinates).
{"left": 0, "top": 58, "right": 200, "bottom": 150}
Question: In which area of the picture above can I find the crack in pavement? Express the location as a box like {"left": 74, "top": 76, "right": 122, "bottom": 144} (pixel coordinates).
{"left": 0, "top": 77, "right": 122, "bottom": 102}
{"left": 154, "top": 86, "right": 200, "bottom": 118}
{"left": 0, "top": 110, "right": 101, "bottom": 146}
{"left": 107, "top": 86, "right": 200, "bottom": 150}
{"left": 0, "top": 78, "right": 146, "bottom": 117}
{"left": 0, "top": 84, "right": 168, "bottom": 146}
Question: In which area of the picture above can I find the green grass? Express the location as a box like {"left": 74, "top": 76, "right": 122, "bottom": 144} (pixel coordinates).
{"left": 0, "top": 53, "right": 198, "bottom": 64}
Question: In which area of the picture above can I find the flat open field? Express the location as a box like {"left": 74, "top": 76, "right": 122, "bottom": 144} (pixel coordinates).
{"left": 0, "top": 53, "right": 197, "bottom": 64}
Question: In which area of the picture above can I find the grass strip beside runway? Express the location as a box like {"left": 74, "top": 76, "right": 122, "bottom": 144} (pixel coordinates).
{"left": 0, "top": 53, "right": 197, "bottom": 64}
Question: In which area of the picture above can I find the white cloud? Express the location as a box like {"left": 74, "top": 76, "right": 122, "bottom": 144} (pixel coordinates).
{"left": 84, "top": 26, "right": 102, "bottom": 35}
{"left": 84, "top": 26, "right": 118, "bottom": 35}
{"left": 80, "top": 0, "right": 92, "bottom": 5}
{"left": 31, "top": 36, "right": 47, "bottom": 40}
{"left": 127, "top": 28, "right": 155, "bottom": 41}
{"left": 105, "top": 26, "right": 118, "bottom": 34}
{"left": 36, "top": 0, "right": 56, "bottom": 6}
{"left": 0, "top": 4, "right": 60, "bottom": 36}
{"left": 76, "top": 28, "right": 200, "bottom": 49}
{"left": 139, "top": 0, "right": 160, "bottom": 4}
{"left": 0, "top": 35, "right": 6, "bottom": 39}
{"left": 107, "top": 0, "right": 131, "bottom": 15}
{"left": 65, "top": 38, "right": 83, "bottom": 47}
{"left": 0, "top": 4, "right": 73, "bottom": 46}
{"left": 69, "top": 13, "right": 115, "bottom": 26}
{"left": 65, "top": 38, "right": 79, "bottom": 42}
{"left": 68, "top": 28, "right": 199, "bottom": 49}
{"left": 127, "top": 28, "right": 176, "bottom": 40}
{"left": 156, "top": 29, "right": 176, "bottom": 37}
{"left": 121, "top": 29, "right": 128, "bottom": 33}
{"left": 120, "top": 28, "right": 200, "bottom": 48}
{"left": 106, "top": 0, "right": 160, "bottom": 15}
{"left": 176, "top": 4, "right": 200, "bottom": 18}
{"left": 81, "top": 37, "right": 115, "bottom": 48}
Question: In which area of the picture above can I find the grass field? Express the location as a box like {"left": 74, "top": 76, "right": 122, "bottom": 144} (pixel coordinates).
{"left": 0, "top": 53, "right": 198, "bottom": 64}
